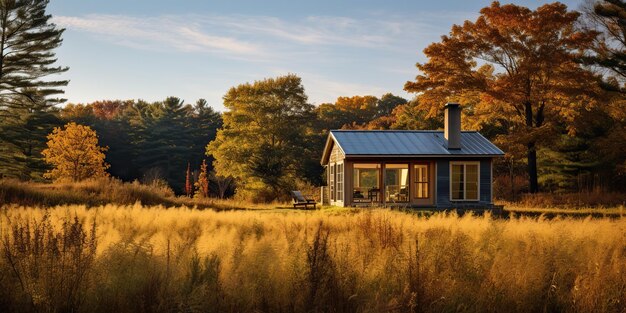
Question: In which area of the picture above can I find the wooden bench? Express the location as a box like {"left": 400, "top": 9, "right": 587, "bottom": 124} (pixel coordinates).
{"left": 291, "top": 191, "right": 317, "bottom": 210}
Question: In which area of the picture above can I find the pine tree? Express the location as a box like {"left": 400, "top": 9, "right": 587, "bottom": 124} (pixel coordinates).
{"left": 190, "top": 98, "right": 221, "bottom": 177}
{"left": 583, "top": 0, "right": 626, "bottom": 89}
{"left": 195, "top": 159, "right": 209, "bottom": 198}
{"left": 133, "top": 97, "right": 193, "bottom": 192}
{"left": 0, "top": 0, "right": 68, "bottom": 179}
{"left": 0, "top": 93, "right": 61, "bottom": 179}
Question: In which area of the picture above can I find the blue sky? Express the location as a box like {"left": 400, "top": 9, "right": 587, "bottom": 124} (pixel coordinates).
{"left": 48, "top": 0, "right": 583, "bottom": 111}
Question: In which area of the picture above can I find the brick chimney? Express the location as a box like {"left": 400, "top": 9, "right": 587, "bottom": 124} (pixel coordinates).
{"left": 444, "top": 103, "right": 461, "bottom": 150}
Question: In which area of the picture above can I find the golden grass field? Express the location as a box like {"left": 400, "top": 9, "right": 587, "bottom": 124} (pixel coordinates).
{"left": 0, "top": 203, "right": 624, "bottom": 313}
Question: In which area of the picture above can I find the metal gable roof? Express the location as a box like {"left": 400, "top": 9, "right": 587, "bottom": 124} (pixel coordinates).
{"left": 329, "top": 130, "right": 504, "bottom": 157}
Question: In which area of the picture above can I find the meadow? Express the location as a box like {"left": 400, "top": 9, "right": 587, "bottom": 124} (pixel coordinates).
{"left": 0, "top": 204, "right": 624, "bottom": 313}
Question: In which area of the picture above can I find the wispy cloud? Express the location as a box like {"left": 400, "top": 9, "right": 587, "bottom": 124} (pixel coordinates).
{"left": 53, "top": 12, "right": 468, "bottom": 60}
{"left": 53, "top": 15, "right": 263, "bottom": 57}
{"left": 208, "top": 15, "right": 392, "bottom": 47}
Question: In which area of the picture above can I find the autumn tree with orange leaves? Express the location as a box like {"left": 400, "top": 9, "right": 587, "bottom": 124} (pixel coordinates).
{"left": 405, "top": 1, "right": 600, "bottom": 193}
{"left": 42, "top": 123, "right": 109, "bottom": 182}
{"left": 195, "top": 159, "right": 209, "bottom": 198}
{"left": 185, "top": 162, "right": 193, "bottom": 197}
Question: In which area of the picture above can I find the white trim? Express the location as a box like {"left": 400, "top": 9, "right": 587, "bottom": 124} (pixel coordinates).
{"left": 332, "top": 133, "right": 347, "bottom": 156}
{"left": 321, "top": 133, "right": 347, "bottom": 165}
{"left": 329, "top": 163, "right": 335, "bottom": 202}
{"left": 449, "top": 161, "right": 480, "bottom": 202}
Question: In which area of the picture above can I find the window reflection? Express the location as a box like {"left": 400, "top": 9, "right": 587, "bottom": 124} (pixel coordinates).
{"left": 385, "top": 164, "right": 409, "bottom": 203}
{"left": 353, "top": 164, "right": 380, "bottom": 203}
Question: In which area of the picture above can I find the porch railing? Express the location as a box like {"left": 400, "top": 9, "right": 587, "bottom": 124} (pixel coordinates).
{"left": 352, "top": 187, "right": 381, "bottom": 203}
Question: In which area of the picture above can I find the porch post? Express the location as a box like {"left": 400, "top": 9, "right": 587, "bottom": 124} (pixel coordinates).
{"left": 381, "top": 162, "right": 386, "bottom": 207}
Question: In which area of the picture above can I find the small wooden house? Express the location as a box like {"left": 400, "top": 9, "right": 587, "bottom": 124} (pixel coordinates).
{"left": 320, "top": 103, "right": 504, "bottom": 208}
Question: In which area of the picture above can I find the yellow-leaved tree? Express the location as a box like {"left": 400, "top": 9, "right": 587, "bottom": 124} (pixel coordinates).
{"left": 42, "top": 122, "right": 109, "bottom": 182}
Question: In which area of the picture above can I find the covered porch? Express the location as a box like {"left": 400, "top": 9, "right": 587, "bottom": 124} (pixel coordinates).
{"left": 341, "top": 160, "right": 436, "bottom": 207}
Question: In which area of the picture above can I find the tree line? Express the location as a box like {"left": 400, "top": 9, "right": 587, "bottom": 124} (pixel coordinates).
{"left": 1, "top": 0, "right": 625, "bottom": 201}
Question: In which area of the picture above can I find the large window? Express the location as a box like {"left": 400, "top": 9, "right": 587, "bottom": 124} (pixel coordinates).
{"left": 385, "top": 164, "right": 409, "bottom": 202}
{"left": 450, "top": 162, "right": 479, "bottom": 201}
{"left": 329, "top": 165, "right": 335, "bottom": 201}
{"left": 336, "top": 163, "right": 344, "bottom": 201}
{"left": 414, "top": 164, "right": 429, "bottom": 199}
{"left": 353, "top": 163, "right": 381, "bottom": 202}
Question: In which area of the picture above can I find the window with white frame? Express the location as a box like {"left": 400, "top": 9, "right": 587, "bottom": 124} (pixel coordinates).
{"left": 450, "top": 162, "right": 479, "bottom": 201}
{"left": 336, "top": 163, "right": 344, "bottom": 201}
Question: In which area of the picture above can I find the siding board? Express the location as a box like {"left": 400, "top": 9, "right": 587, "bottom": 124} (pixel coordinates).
{"left": 480, "top": 159, "right": 492, "bottom": 203}
{"left": 436, "top": 160, "right": 450, "bottom": 207}
{"left": 329, "top": 143, "right": 345, "bottom": 163}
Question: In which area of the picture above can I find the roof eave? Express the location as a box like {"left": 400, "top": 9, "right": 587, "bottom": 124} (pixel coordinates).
{"left": 320, "top": 132, "right": 347, "bottom": 165}
{"left": 320, "top": 135, "right": 333, "bottom": 165}
{"left": 344, "top": 154, "right": 505, "bottom": 158}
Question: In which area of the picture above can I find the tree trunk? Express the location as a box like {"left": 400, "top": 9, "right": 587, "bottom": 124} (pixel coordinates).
{"left": 524, "top": 99, "right": 540, "bottom": 193}
{"left": 527, "top": 141, "right": 539, "bottom": 193}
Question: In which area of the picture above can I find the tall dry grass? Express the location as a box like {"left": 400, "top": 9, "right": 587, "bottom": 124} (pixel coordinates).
{"left": 0, "top": 178, "right": 176, "bottom": 207}
{"left": 0, "top": 178, "right": 284, "bottom": 210}
{"left": 0, "top": 205, "right": 624, "bottom": 313}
